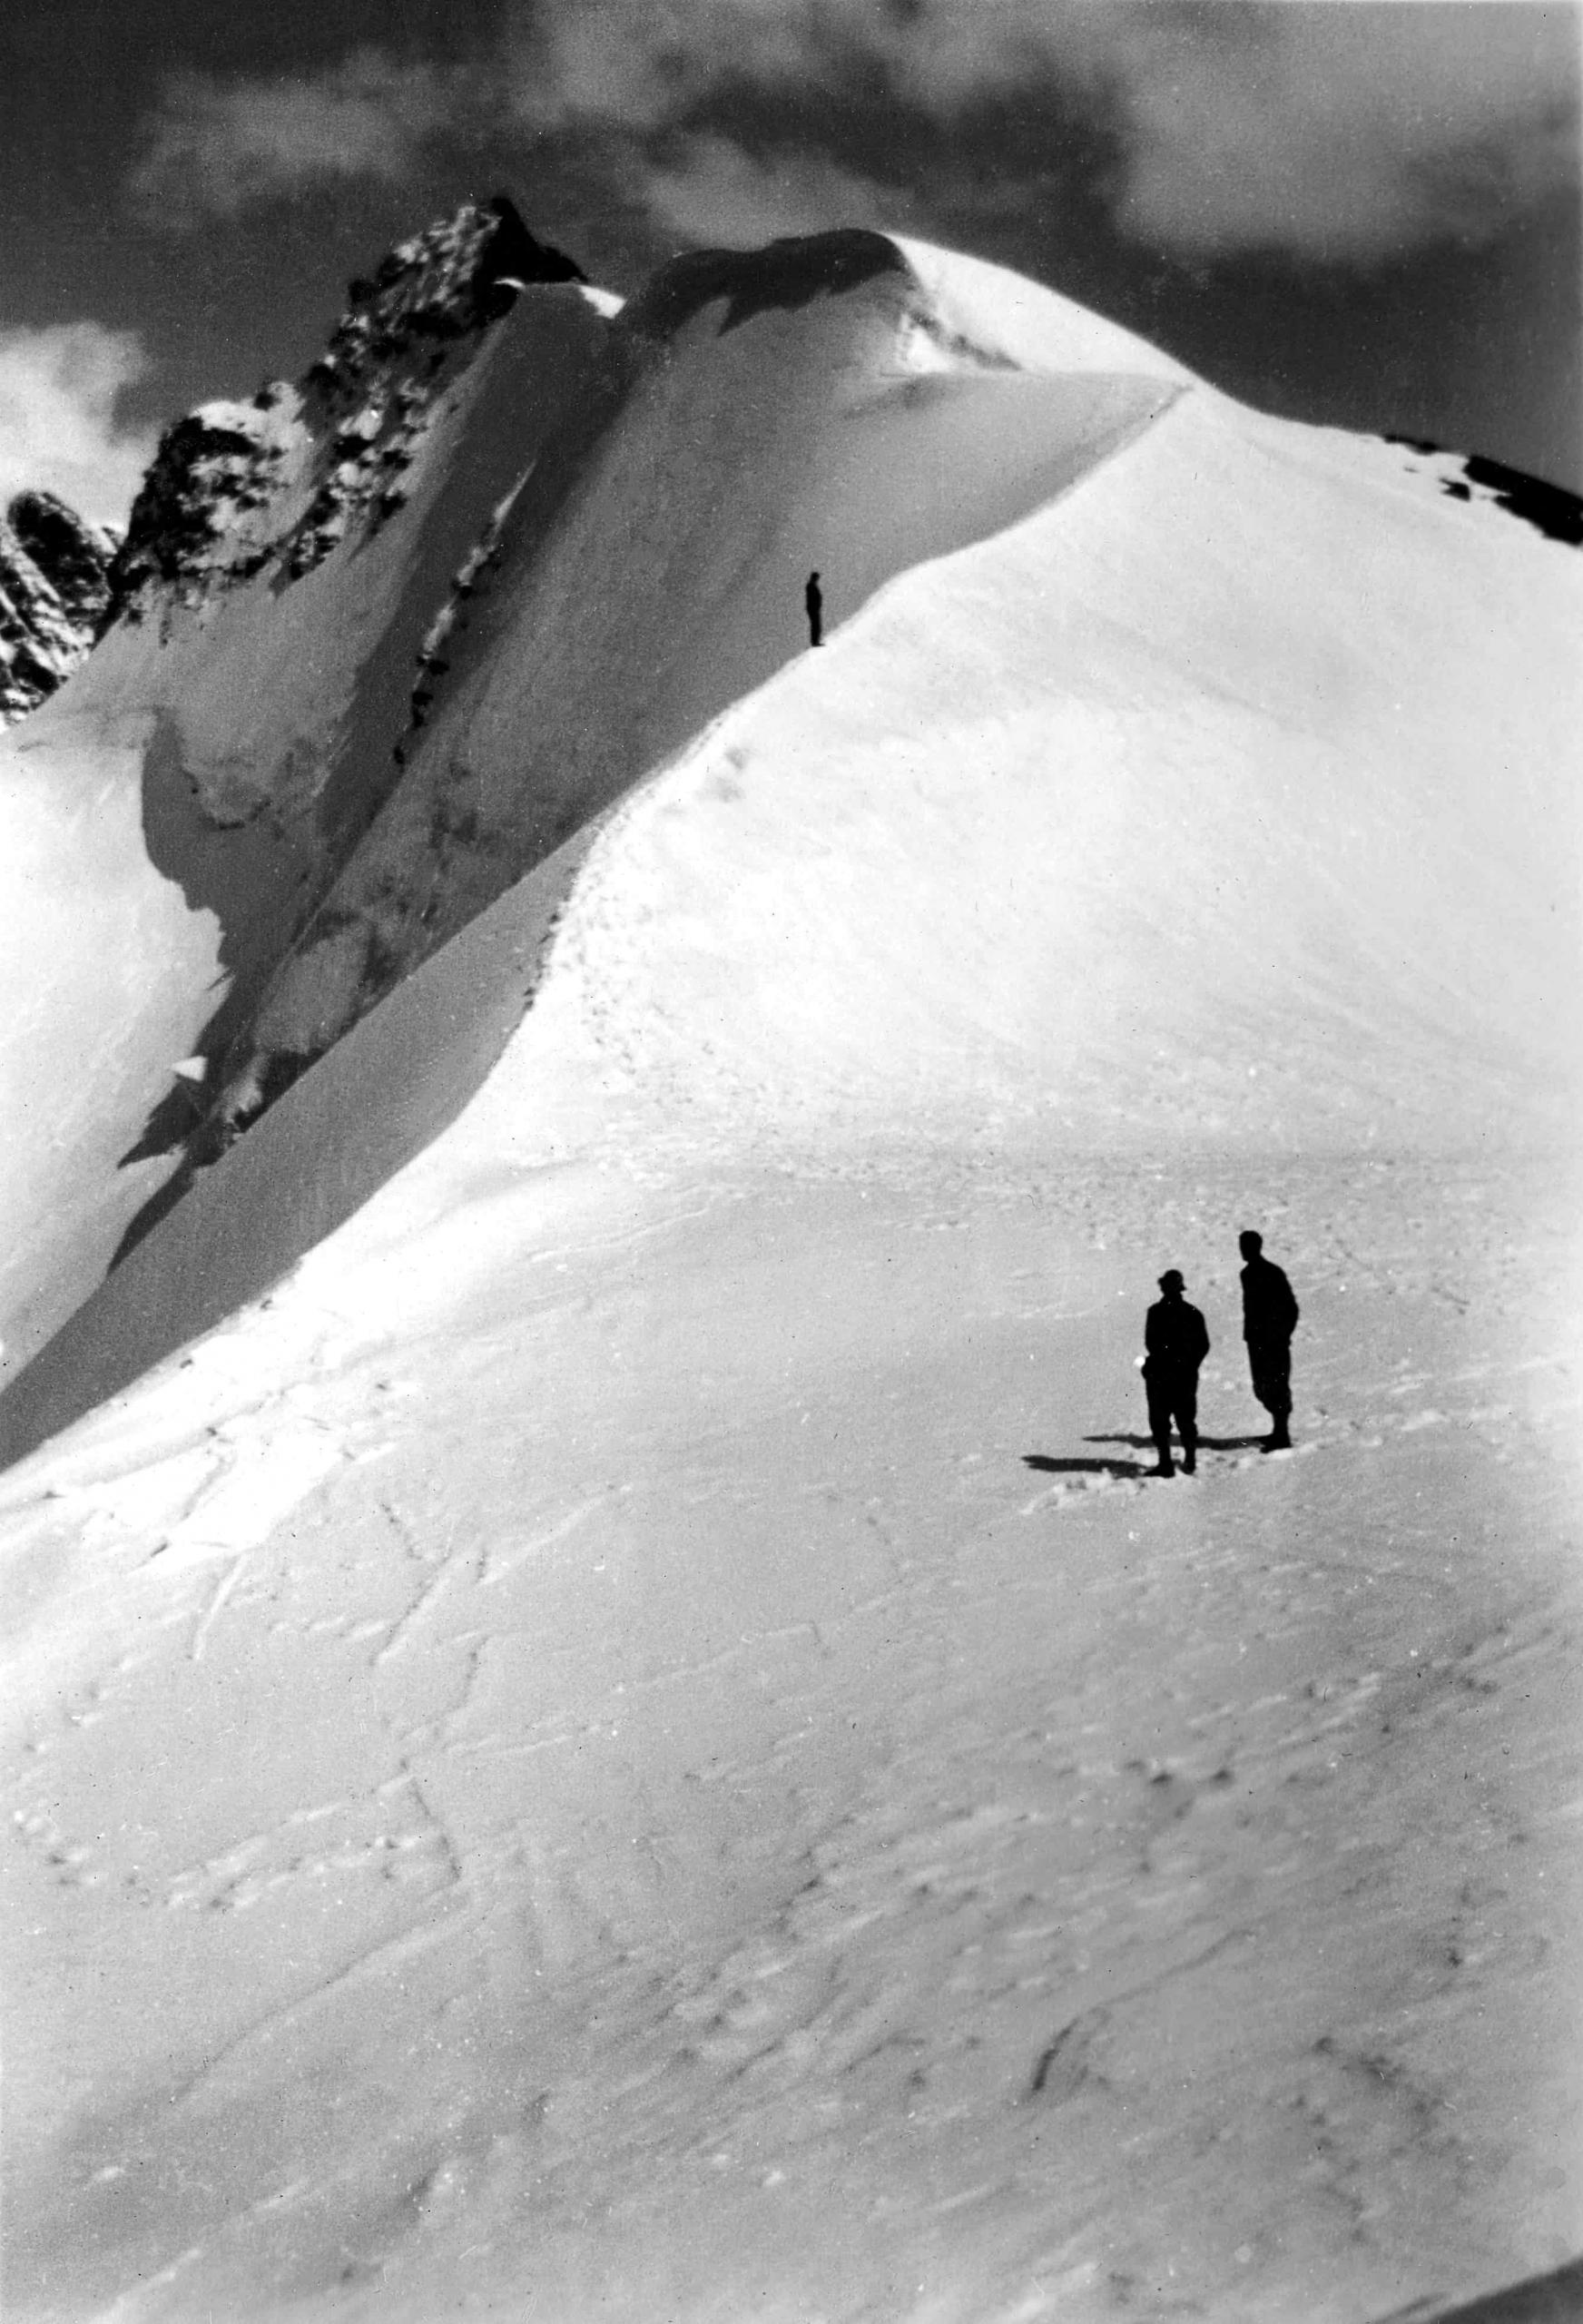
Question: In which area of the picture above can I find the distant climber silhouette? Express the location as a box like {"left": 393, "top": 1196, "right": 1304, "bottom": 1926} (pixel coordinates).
{"left": 1239, "top": 1229, "right": 1300, "bottom": 1450}
{"left": 1143, "top": 1270, "right": 1210, "bottom": 1477}
{"left": 804, "top": 570, "right": 823, "bottom": 646}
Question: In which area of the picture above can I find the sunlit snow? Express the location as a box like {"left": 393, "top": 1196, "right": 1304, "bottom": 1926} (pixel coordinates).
{"left": 1, "top": 222, "right": 1579, "bottom": 2324}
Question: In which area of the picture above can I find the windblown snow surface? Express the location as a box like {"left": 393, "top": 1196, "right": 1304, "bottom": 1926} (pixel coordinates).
{"left": 2, "top": 230, "right": 1581, "bottom": 2324}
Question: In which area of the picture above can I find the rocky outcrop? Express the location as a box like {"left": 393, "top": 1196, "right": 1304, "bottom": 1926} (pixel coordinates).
{"left": 1386, "top": 436, "right": 1583, "bottom": 547}
{"left": 0, "top": 492, "right": 115, "bottom": 724}
{"left": 106, "top": 197, "right": 586, "bottom": 623}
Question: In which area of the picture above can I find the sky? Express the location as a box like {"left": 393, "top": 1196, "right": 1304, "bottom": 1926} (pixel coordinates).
{"left": 0, "top": 0, "right": 1578, "bottom": 527}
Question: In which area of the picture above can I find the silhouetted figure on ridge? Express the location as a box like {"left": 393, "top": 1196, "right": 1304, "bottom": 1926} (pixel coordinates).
{"left": 804, "top": 570, "right": 823, "bottom": 646}
{"left": 1143, "top": 1270, "right": 1210, "bottom": 1478}
{"left": 1239, "top": 1229, "right": 1300, "bottom": 1450}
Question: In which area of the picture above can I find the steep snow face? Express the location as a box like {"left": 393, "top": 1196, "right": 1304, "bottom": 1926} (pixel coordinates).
{"left": 0, "top": 492, "right": 113, "bottom": 724}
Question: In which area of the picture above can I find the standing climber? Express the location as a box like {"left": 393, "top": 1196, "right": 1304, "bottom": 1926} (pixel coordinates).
{"left": 1143, "top": 1270, "right": 1210, "bottom": 1478}
{"left": 804, "top": 569, "right": 823, "bottom": 646}
{"left": 1239, "top": 1229, "right": 1300, "bottom": 1450}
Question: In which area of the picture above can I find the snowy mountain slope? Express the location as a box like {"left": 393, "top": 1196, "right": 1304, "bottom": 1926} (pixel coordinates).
{"left": 3, "top": 1135, "right": 1579, "bottom": 2323}
{"left": 0, "top": 221, "right": 1188, "bottom": 1382}
{"left": 2, "top": 215, "right": 1578, "bottom": 1401}
{"left": 0, "top": 815, "right": 606, "bottom": 1468}
{"left": 4, "top": 223, "right": 1575, "bottom": 1436}
{"left": 521, "top": 388, "right": 1578, "bottom": 1168}
{"left": 2, "top": 217, "right": 1581, "bottom": 2324}
{"left": 0, "top": 204, "right": 610, "bottom": 1370}
{"left": 892, "top": 234, "right": 1195, "bottom": 382}
{"left": 212, "top": 231, "right": 1182, "bottom": 1142}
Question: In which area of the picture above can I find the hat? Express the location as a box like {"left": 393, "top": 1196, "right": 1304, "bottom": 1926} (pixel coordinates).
{"left": 1158, "top": 1269, "right": 1185, "bottom": 1291}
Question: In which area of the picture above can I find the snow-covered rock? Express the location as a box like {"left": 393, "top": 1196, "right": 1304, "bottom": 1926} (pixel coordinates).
{"left": 107, "top": 196, "right": 587, "bottom": 622}
{"left": 103, "top": 385, "right": 314, "bottom": 615}
{"left": 0, "top": 490, "right": 114, "bottom": 724}
{"left": 9, "top": 489, "right": 116, "bottom": 630}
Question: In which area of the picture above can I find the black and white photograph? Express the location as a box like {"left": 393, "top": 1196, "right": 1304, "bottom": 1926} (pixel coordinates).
{"left": 1, "top": 5, "right": 1579, "bottom": 2319}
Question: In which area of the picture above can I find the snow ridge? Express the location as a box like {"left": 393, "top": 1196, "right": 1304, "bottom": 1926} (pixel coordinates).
{"left": 197, "top": 228, "right": 1185, "bottom": 1163}
{"left": 0, "top": 203, "right": 1578, "bottom": 1419}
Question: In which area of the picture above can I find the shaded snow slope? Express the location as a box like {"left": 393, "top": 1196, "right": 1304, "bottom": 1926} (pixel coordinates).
{"left": 0, "top": 820, "right": 606, "bottom": 1469}
{"left": 0, "top": 221, "right": 610, "bottom": 1372}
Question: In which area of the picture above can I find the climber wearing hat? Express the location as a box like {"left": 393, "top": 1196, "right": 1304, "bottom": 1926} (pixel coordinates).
{"left": 1142, "top": 1269, "right": 1210, "bottom": 1478}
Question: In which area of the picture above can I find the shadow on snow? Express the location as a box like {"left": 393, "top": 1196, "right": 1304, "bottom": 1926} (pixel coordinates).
{"left": 1083, "top": 1431, "right": 1270, "bottom": 1452}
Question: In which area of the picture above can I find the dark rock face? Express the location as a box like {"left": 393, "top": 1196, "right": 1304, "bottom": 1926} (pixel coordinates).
{"left": 311, "top": 195, "right": 585, "bottom": 409}
{"left": 102, "top": 403, "right": 293, "bottom": 614}
{"left": 1386, "top": 436, "right": 1583, "bottom": 547}
{"left": 9, "top": 492, "right": 115, "bottom": 630}
{"left": 0, "top": 493, "right": 115, "bottom": 724}
{"left": 105, "top": 196, "right": 588, "bottom": 624}
{"left": 1458, "top": 453, "right": 1583, "bottom": 548}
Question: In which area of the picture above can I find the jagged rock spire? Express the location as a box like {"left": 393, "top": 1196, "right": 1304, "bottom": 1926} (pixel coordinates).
{"left": 0, "top": 493, "right": 115, "bottom": 724}
{"left": 106, "top": 197, "right": 590, "bottom": 625}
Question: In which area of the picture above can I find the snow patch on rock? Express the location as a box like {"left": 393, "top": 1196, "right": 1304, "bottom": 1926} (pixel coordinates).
{"left": 0, "top": 491, "right": 115, "bottom": 724}
{"left": 106, "top": 197, "right": 588, "bottom": 626}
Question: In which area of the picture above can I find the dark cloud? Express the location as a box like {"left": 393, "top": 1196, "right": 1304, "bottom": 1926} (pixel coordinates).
{"left": 127, "top": 48, "right": 476, "bottom": 227}
{"left": 0, "top": 0, "right": 1563, "bottom": 502}
{"left": 634, "top": 133, "right": 919, "bottom": 248}
{"left": 121, "top": 6, "right": 1580, "bottom": 264}
{"left": 501, "top": 0, "right": 1580, "bottom": 262}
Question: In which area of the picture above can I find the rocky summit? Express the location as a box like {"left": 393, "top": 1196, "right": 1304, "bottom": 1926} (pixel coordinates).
{"left": 105, "top": 196, "right": 586, "bottom": 623}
